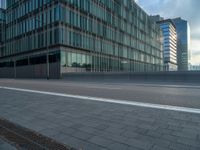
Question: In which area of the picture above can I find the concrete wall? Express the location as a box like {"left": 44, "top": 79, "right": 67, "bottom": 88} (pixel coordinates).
{"left": 1, "top": 67, "right": 200, "bottom": 83}
{"left": 0, "top": 67, "right": 15, "bottom": 78}
{"left": 0, "top": 62, "right": 60, "bottom": 79}
{"left": 16, "top": 64, "right": 47, "bottom": 78}
{"left": 62, "top": 71, "right": 200, "bottom": 83}
{"left": 49, "top": 62, "right": 60, "bottom": 79}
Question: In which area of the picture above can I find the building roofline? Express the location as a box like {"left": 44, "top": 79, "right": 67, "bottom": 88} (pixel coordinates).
{"left": 157, "top": 19, "right": 176, "bottom": 28}
{"left": 172, "top": 17, "right": 188, "bottom": 23}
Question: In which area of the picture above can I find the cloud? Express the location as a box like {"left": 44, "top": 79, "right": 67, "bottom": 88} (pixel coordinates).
{"left": 137, "top": 0, "right": 200, "bottom": 65}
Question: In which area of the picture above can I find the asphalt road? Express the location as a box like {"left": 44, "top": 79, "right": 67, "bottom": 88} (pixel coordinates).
{"left": 0, "top": 79, "right": 200, "bottom": 108}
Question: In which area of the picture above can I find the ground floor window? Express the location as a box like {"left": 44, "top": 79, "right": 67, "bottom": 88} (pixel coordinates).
{"left": 60, "top": 50, "right": 163, "bottom": 73}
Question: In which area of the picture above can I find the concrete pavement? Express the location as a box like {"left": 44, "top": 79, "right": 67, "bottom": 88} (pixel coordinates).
{"left": 0, "top": 79, "right": 200, "bottom": 150}
{"left": 0, "top": 139, "right": 17, "bottom": 150}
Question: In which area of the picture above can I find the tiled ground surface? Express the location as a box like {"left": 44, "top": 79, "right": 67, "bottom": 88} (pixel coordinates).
{"left": 0, "top": 139, "right": 17, "bottom": 150}
{"left": 0, "top": 89, "right": 200, "bottom": 150}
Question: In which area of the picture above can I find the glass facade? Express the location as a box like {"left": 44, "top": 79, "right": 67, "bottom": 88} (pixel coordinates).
{"left": 0, "top": 8, "right": 5, "bottom": 57}
{"left": 172, "top": 18, "right": 190, "bottom": 71}
{"left": 0, "top": 0, "right": 163, "bottom": 74}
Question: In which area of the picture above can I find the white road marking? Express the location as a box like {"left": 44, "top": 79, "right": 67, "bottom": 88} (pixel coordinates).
{"left": 63, "top": 83, "right": 122, "bottom": 90}
{"left": 2, "top": 80, "right": 122, "bottom": 90}
{"left": 131, "top": 83, "right": 200, "bottom": 89}
{"left": 1, "top": 86, "right": 200, "bottom": 114}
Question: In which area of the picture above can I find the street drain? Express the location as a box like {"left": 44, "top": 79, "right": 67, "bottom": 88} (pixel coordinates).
{"left": 0, "top": 118, "right": 76, "bottom": 150}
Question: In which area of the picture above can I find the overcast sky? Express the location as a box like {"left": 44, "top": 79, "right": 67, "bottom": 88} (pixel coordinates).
{"left": 136, "top": 0, "right": 200, "bottom": 65}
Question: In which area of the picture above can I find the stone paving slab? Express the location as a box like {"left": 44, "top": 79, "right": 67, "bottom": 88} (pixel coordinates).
{"left": 0, "top": 139, "right": 17, "bottom": 150}
{"left": 0, "top": 89, "right": 200, "bottom": 150}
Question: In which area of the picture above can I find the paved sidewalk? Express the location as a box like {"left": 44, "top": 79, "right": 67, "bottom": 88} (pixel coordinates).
{"left": 0, "top": 139, "right": 17, "bottom": 150}
{"left": 0, "top": 89, "right": 200, "bottom": 150}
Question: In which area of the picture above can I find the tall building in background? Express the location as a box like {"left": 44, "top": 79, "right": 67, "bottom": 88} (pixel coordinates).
{"left": 157, "top": 19, "right": 177, "bottom": 71}
{"left": 0, "top": 0, "right": 6, "bottom": 9}
{"left": 0, "top": 0, "right": 163, "bottom": 78}
{"left": 151, "top": 15, "right": 177, "bottom": 71}
{"left": 172, "top": 18, "right": 190, "bottom": 71}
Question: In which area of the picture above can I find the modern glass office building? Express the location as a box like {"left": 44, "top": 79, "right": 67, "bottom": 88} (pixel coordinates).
{"left": 0, "top": 0, "right": 163, "bottom": 78}
{"left": 157, "top": 19, "right": 177, "bottom": 71}
{"left": 172, "top": 18, "right": 190, "bottom": 71}
{"left": 0, "top": 8, "right": 5, "bottom": 57}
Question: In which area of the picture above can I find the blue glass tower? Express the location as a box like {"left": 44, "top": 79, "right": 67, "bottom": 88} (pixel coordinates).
{"left": 172, "top": 18, "right": 190, "bottom": 71}
{"left": 0, "top": 0, "right": 6, "bottom": 9}
{"left": 157, "top": 19, "right": 177, "bottom": 71}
